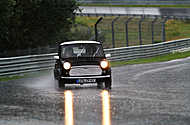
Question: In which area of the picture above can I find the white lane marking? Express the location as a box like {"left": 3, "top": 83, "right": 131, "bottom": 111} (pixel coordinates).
{"left": 133, "top": 63, "right": 186, "bottom": 80}
{"left": 164, "top": 56, "right": 190, "bottom": 63}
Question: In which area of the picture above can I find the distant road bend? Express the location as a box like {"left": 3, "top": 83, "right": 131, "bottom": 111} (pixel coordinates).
{"left": 77, "top": 6, "right": 190, "bottom": 17}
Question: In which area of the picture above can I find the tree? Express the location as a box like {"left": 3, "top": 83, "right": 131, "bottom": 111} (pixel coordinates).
{"left": 0, "top": 0, "right": 78, "bottom": 50}
{"left": 0, "top": 0, "right": 14, "bottom": 50}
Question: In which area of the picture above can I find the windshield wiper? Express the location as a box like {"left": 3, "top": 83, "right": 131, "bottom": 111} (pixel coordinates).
{"left": 77, "top": 47, "right": 85, "bottom": 57}
{"left": 93, "top": 47, "right": 100, "bottom": 57}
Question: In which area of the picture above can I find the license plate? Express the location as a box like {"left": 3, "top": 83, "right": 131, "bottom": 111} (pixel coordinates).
{"left": 78, "top": 79, "right": 96, "bottom": 83}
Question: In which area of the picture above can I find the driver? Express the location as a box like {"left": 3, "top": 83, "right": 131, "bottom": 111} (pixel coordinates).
{"left": 86, "top": 46, "right": 96, "bottom": 56}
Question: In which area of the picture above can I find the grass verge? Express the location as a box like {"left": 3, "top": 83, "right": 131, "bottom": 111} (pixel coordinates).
{"left": 111, "top": 50, "right": 190, "bottom": 67}
{"left": 0, "top": 75, "right": 25, "bottom": 82}
{"left": 0, "top": 70, "right": 51, "bottom": 82}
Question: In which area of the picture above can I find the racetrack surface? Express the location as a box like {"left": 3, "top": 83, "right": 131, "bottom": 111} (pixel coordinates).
{"left": 0, "top": 57, "right": 190, "bottom": 125}
{"left": 78, "top": 6, "right": 190, "bottom": 17}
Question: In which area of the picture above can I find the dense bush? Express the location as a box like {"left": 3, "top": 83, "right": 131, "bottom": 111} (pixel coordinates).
{"left": 0, "top": 0, "right": 78, "bottom": 51}
{"left": 0, "top": 0, "right": 12, "bottom": 50}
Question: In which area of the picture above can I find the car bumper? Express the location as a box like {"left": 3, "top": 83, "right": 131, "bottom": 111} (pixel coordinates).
{"left": 61, "top": 75, "right": 111, "bottom": 84}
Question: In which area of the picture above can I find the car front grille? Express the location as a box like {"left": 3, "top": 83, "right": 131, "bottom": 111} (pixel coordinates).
{"left": 69, "top": 65, "right": 102, "bottom": 76}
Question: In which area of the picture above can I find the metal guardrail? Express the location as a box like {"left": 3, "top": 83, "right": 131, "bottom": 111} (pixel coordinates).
{"left": 0, "top": 53, "right": 56, "bottom": 76}
{"left": 105, "top": 38, "right": 190, "bottom": 61}
{"left": 0, "top": 38, "right": 190, "bottom": 76}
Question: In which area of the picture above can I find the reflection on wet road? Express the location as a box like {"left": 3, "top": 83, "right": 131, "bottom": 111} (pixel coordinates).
{"left": 1, "top": 57, "right": 190, "bottom": 125}
{"left": 63, "top": 90, "right": 111, "bottom": 125}
{"left": 64, "top": 91, "right": 74, "bottom": 125}
{"left": 101, "top": 90, "right": 111, "bottom": 125}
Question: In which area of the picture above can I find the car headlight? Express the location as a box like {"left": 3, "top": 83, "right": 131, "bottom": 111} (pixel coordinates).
{"left": 100, "top": 60, "right": 109, "bottom": 69}
{"left": 63, "top": 62, "right": 71, "bottom": 70}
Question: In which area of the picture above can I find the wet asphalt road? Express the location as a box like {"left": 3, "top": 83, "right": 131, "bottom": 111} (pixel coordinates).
{"left": 1, "top": 57, "right": 190, "bottom": 125}
{"left": 78, "top": 6, "right": 190, "bottom": 17}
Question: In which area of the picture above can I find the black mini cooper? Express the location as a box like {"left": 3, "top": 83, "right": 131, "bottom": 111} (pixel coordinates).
{"left": 54, "top": 41, "right": 112, "bottom": 89}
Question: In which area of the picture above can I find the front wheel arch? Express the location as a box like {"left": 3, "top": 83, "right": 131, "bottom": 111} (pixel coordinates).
{"left": 105, "top": 77, "right": 112, "bottom": 89}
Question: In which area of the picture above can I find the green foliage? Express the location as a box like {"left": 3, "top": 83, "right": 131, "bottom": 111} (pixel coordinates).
{"left": 0, "top": 0, "right": 78, "bottom": 51}
{"left": 69, "top": 24, "right": 93, "bottom": 40}
{"left": 166, "top": 19, "right": 190, "bottom": 41}
{"left": 0, "top": 0, "right": 13, "bottom": 49}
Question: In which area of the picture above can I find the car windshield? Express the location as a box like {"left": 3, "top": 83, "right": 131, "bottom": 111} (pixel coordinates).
{"left": 61, "top": 43, "right": 104, "bottom": 58}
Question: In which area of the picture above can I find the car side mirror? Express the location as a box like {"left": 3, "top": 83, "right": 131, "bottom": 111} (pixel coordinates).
{"left": 105, "top": 54, "right": 111, "bottom": 58}
{"left": 54, "top": 56, "right": 59, "bottom": 60}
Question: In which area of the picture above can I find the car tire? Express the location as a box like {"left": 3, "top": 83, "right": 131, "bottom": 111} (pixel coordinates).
{"left": 97, "top": 82, "right": 103, "bottom": 89}
{"left": 58, "top": 79, "right": 65, "bottom": 88}
{"left": 105, "top": 78, "right": 112, "bottom": 89}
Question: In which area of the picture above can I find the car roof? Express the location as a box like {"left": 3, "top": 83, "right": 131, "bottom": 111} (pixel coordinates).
{"left": 60, "top": 41, "right": 101, "bottom": 45}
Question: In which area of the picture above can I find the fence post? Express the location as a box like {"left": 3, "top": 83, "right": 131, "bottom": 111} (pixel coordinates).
{"left": 138, "top": 16, "right": 145, "bottom": 45}
{"left": 162, "top": 16, "right": 168, "bottom": 42}
{"left": 151, "top": 16, "right": 158, "bottom": 44}
{"left": 125, "top": 17, "right": 133, "bottom": 47}
{"left": 112, "top": 16, "right": 120, "bottom": 48}
{"left": 95, "top": 17, "right": 103, "bottom": 41}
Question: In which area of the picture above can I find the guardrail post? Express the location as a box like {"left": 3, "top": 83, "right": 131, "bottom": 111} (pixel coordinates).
{"left": 151, "top": 16, "right": 158, "bottom": 44}
{"left": 138, "top": 16, "right": 145, "bottom": 45}
{"left": 125, "top": 17, "right": 133, "bottom": 47}
{"left": 162, "top": 16, "right": 168, "bottom": 42}
{"left": 112, "top": 16, "right": 120, "bottom": 48}
{"left": 95, "top": 17, "right": 103, "bottom": 41}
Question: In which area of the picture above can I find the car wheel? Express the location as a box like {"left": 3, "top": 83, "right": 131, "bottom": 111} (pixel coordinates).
{"left": 58, "top": 79, "right": 65, "bottom": 88}
{"left": 97, "top": 82, "right": 103, "bottom": 89}
{"left": 105, "top": 78, "right": 112, "bottom": 89}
